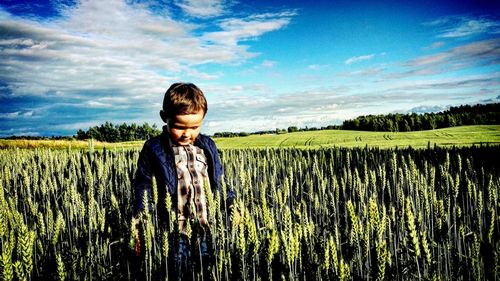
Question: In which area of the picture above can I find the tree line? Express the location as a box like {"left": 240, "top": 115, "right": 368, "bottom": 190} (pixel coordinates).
{"left": 75, "top": 122, "right": 161, "bottom": 142}
{"left": 3, "top": 102, "right": 496, "bottom": 142}
{"left": 342, "top": 103, "right": 499, "bottom": 132}
{"left": 54, "top": 102, "right": 500, "bottom": 141}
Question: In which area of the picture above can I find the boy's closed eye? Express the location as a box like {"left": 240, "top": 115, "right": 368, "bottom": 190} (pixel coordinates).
{"left": 172, "top": 125, "right": 200, "bottom": 130}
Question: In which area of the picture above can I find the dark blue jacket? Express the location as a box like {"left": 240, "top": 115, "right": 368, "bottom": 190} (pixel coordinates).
{"left": 134, "top": 130, "right": 235, "bottom": 223}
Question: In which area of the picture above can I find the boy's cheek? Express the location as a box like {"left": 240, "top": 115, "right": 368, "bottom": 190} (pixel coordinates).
{"left": 169, "top": 130, "right": 183, "bottom": 140}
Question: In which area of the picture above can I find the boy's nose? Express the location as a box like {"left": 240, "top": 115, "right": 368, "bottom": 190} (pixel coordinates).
{"left": 182, "top": 129, "right": 191, "bottom": 137}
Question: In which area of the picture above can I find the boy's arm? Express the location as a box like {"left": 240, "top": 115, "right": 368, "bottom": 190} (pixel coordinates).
{"left": 132, "top": 141, "right": 154, "bottom": 256}
{"left": 209, "top": 140, "right": 235, "bottom": 211}
{"left": 134, "top": 141, "right": 155, "bottom": 214}
{"left": 219, "top": 158, "right": 235, "bottom": 211}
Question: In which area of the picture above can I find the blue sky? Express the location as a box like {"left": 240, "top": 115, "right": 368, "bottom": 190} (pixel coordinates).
{"left": 0, "top": 0, "right": 499, "bottom": 136}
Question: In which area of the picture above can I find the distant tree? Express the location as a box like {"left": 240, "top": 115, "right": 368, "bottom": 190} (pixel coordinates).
{"left": 325, "top": 125, "right": 341, "bottom": 130}
{"left": 130, "top": 123, "right": 139, "bottom": 140}
{"left": 276, "top": 128, "right": 287, "bottom": 134}
{"left": 214, "top": 132, "right": 238, "bottom": 138}
{"left": 100, "top": 122, "right": 118, "bottom": 142}
{"left": 414, "top": 115, "right": 423, "bottom": 131}
{"left": 142, "top": 123, "right": 155, "bottom": 140}
{"left": 119, "top": 123, "right": 132, "bottom": 141}
{"left": 76, "top": 129, "right": 88, "bottom": 140}
{"left": 87, "top": 127, "right": 102, "bottom": 140}
{"left": 397, "top": 119, "right": 408, "bottom": 132}
{"left": 385, "top": 119, "right": 395, "bottom": 132}
{"left": 446, "top": 115, "right": 456, "bottom": 127}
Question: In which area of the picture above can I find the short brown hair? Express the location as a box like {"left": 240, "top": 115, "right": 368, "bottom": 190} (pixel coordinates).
{"left": 162, "top": 83, "right": 207, "bottom": 117}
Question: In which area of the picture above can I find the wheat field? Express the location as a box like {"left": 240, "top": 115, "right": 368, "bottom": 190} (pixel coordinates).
{"left": 0, "top": 145, "right": 498, "bottom": 280}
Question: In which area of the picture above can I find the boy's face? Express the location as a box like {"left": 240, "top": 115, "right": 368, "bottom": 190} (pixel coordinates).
{"left": 166, "top": 109, "right": 205, "bottom": 146}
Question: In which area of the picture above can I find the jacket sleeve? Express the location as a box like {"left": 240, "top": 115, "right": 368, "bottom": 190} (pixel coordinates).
{"left": 218, "top": 152, "right": 235, "bottom": 211}
{"left": 134, "top": 141, "right": 154, "bottom": 215}
{"left": 209, "top": 138, "right": 235, "bottom": 212}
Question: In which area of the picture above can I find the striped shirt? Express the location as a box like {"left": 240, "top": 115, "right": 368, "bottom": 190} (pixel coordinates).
{"left": 172, "top": 144, "right": 211, "bottom": 234}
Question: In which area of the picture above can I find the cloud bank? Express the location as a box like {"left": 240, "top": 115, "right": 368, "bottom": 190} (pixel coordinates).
{"left": 0, "top": 0, "right": 295, "bottom": 136}
{"left": 0, "top": 4, "right": 498, "bottom": 137}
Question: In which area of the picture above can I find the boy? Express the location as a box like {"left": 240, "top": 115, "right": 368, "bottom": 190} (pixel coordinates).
{"left": 133, "top": 82, "right": 235, "bottom": 280}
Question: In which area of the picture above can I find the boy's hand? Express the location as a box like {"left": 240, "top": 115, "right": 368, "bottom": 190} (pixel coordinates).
{"left": 135, "top": 233, "right": 141, "bottom": 256}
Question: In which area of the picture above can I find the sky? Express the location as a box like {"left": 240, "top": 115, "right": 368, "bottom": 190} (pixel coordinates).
{"left": 0, "top": 0, "right": 499, "bottom": 137}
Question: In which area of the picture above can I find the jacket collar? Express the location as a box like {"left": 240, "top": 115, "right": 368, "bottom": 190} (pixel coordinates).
{"left": 161, "top": 125, "right": 174, "bottom": 147}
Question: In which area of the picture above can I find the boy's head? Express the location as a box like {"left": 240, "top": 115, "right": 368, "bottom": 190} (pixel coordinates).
{"left": 160, "top": 82, "right": 207, "bottom": 146}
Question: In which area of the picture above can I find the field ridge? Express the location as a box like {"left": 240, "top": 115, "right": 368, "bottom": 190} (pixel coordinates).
{"left": 0, "top": 125, "right": 498, "bottom": 150}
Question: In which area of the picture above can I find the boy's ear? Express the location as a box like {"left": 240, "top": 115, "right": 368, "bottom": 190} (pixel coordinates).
{"left": 160, "top": 110, "right": 167, "bottom": 123}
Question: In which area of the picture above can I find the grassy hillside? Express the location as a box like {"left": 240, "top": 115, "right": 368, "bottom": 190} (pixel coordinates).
{"left": 1, "top": 125, "right": 499, "bottom": 149}
{"left": 214, "top": 125, "right": 500, "bottom": 149}
{"left": 0, "top": 138, "right": 144, "bottom": 150}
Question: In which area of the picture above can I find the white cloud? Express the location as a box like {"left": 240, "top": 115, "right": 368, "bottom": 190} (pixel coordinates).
{"left": 86, "top": 101, "right": 110, "bottom": 108}
{"left": 425, "top": 15, "right": 500, "bottom": 38}
{"left": 345, "top": 54, "right": 374, "bottom": 65}
{"left": 4, "top": 130, "right": 41, "bottom": 136}
{"left": 341, "top": 66, "right": 385, "bottom": 77}
{"left": 261, "top": 60, "right": 275, "bottom": 68}
{"left": 423, "top": 41, "right": 445, "bottom": 50}
{"left": 1, "top": 111, "right": 33, "bottom": 119}
{"left": 2, "top": 112, "right": 20, "bottom": 119}
{"left": 203, "top": 12, "right": 294, "bottom": 46}
{"left": 185, "top": 68, "right": 222, "bottom": 80}
{"left": 406, "top": 53, "right": 449, "bottom": 67}
{"left": 54, "top": 121, "right": 103, "bottom": 131}
{"left": 316, "top": 104, "right": 338, "bottom": 110}
{"left": 0, "top": 2, "right": 294, "bottom": 97}
{"left": 307, "top": 64, "right": 330, "bottom": 70}
{"left": 175, "top": 0, "right": 228, "bottom": 18}
{"left": 408, "top": 105, "right": 447, "bottom": 114}
{"left": 441, "top": 19, "right": 500, "bottom": 38}
{"left": 399, "top": 38, "right": 500, "bottom": 77}
{"left": 205, "top": 120, "right": 221, "bottom": 128}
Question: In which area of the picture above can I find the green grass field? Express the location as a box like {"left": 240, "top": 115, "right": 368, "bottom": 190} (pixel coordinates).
{"left": 1, "top": 125, "right": 499, "bottom": 149}
{"left": 0, "top": 138, "right": 144, "bottom": 150}
{"left": 214, "top": 125, "right": 500, "bottom": 149}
